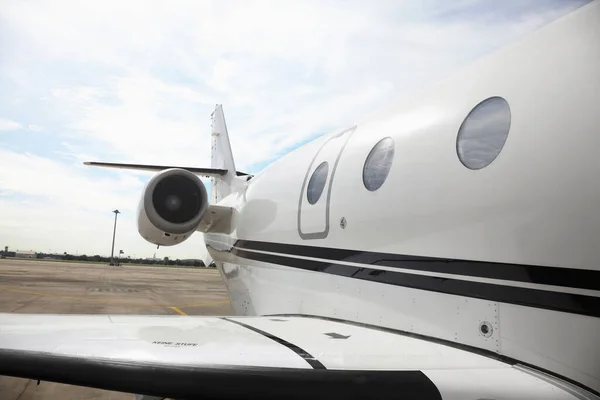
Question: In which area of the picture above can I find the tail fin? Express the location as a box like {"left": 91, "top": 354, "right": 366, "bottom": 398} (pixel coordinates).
{"left": 210, "top": 104, "right": 237, "bottom": 203}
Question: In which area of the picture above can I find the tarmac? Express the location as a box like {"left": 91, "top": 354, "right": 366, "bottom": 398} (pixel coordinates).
{"left": 0, "top": 258, "right": 234, "bottom": 400}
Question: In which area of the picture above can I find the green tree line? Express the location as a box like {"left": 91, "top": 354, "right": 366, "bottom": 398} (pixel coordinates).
{"left": 29, "top": 252, "right": 207, "bottom": 267}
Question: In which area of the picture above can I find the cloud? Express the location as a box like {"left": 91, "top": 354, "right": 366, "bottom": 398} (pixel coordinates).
{"left": 0, "top": 0, "right": 590, "bottom": 258}
{"left": 0, "top": 147, "right": 140, "bottom": 212}
{"left": 0, "top": 118, "right": 22, "bottom": 131}
{"left": 0, "top": 146, "right": 205, "bottom": 258}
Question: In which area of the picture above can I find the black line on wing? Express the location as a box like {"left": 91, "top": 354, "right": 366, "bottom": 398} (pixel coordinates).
{"left": 221, "top": 317, "right": 326, "bottom": 370}
{"left": 265, "top": 313, "right": 600, "bottom": 398}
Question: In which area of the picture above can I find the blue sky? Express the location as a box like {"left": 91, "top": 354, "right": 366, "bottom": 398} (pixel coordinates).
{"left": 0, "top": 0, "right": 589, "bottom": 261}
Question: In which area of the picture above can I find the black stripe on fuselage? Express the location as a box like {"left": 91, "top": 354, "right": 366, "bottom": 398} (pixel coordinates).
{"left": 231, "top": 247, "right": 600, "bottom": 318}
{"left": 221, "top": 317, "right": 326, "bottom": 370}
{"left": 234, "top": 240, "right": 600, "bottom": 292}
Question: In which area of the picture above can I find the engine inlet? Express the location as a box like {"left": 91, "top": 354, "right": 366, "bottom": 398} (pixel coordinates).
{"left": 152, "top": 175, "right": 203, "bottom": 224}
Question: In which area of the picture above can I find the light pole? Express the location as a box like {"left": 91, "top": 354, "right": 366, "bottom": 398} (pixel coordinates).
{"left": 110, "top": 209, "right": 120, "bottom": 266}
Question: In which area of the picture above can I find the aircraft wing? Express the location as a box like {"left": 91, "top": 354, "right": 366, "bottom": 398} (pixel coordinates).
{"left": 0, "top": 314, "right": 589, "bottom": 400}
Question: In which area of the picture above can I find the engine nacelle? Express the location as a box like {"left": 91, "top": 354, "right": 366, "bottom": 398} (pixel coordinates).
{"left": 137, "top": 168, "right": 208, "bottom": 246}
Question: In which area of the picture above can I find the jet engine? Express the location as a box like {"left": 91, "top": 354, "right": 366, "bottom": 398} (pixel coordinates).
{"left": 137, "top": 168, "right": 208, "bottom": 246}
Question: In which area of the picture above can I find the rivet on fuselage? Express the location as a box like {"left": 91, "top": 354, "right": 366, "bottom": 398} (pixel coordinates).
{"left": 340, "top": 217, "right": 347, "bottom": 229}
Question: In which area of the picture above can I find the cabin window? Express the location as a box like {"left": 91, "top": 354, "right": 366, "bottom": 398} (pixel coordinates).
{"left": 456, "top": 96, "right": 511, "bottom": 170}
{"left": 363, "top": 137, "right": 395, "bottom": 191}
{"left": 307, "top": 161, "right": 329, "bottom": 204}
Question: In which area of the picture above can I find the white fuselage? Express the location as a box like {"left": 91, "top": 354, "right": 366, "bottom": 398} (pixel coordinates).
{"left": 206, "top": 2, "right": 600, "bottom": 394}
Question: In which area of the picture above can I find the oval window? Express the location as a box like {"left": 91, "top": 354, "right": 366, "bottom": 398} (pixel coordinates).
{"left": 456, "top": 96, "right": 511, "bottom": 170}
{"left": 363, "top": 137, "right": 395, "bottom": 191}
{"left": 307, "top": 161, "right": 329, "bottom": 204}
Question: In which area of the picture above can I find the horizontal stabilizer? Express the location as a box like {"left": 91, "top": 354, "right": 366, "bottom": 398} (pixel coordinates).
{"left": 84, "top": 162, "right": 249, "bottom": 177}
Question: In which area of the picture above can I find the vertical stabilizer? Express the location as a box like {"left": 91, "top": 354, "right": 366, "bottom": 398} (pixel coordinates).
{"left": 210, "top": 104, "right": 236, "bottom": 203}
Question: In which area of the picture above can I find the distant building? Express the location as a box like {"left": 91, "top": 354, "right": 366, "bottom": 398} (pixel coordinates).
{"left": 1, "top": 246, "right": 11, "bottom": 258}
{"left": 15, "top": 250, "right": 36, "bottom": 258}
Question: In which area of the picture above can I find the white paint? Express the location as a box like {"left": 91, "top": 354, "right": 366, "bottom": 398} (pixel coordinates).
{"left": 237, "top": 316, "right": 507, "bottom": 370}
{"left": 207, "top": 1, "right": 600, "bottom": 393}
{"left": 234, "top": 246, "right": 600, "bottom": 298}
{"left": 210, "top": 104, "right": 238, "bottom": 203}
{"left": 0, "top": 313, "right": 590, "bottom": 399}
{"left": 219, "top": 256, "right": 600, "bottom": 390}
{"left": 0, "top": 314, "right": 311, "bottom": 369}
{"left": 232, "top": 2, "right": 600, "bottom": 270}
{"left": 424, "top": 368, "right": 583, "bottom": 400}
{"left": 32, "top": 0, "right": 599, "bottom": 396}
{"left": 499, "top": 304, "right": 600, "bottom": 392}
{"left": 220, "top": 258, "right": 501, "bottom": 352}
{"left": 298, "top": 127, "right": 356, "bottom": 239}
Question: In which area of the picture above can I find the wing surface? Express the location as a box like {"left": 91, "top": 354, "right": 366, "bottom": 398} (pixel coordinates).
{"left": 0, "top": 314, "right": 591, "bottom": 400}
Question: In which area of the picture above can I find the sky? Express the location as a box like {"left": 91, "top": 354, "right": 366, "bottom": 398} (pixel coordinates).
{"left": 0, "top": 0, "right": 590, "bottom": 261}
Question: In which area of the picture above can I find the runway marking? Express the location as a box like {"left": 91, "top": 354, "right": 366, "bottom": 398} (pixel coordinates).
{"left": 169, "top": 306, "right": 188, "bottom": 316}
{"left": 177, "top": 300, "right": 231, "bottom": 308}
{"left": 14, "top": 378, "right": 31, "bottom": 400}
{"left": 0, "top": 285, "right": 230, "bottom": 312}
{"left": 9, "top": 294, "right": 44, "bottom": 313}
